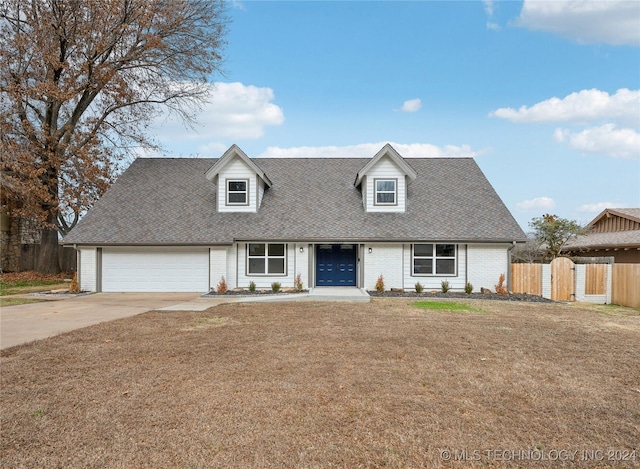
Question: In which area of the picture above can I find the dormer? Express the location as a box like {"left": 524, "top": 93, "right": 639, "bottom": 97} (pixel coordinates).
{"left": 205, "top": 145, "right": 272, "bottom": 213}
{"left": 354, "top": 144, "right": 417, "bottom": 213}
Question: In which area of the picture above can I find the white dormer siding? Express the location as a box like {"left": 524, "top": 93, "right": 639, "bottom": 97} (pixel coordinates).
{"left": 364, "top": 155, "right": 407, "bottom": 212}
{"left": 205, "top": 144, "right": 272, "bottom": 213}
{"left": 217, "top": 156, "right": 258, "bottom": 213}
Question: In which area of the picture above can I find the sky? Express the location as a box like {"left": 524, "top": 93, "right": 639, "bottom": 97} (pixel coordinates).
{"left": 145, "top": 0, "right": 640, "bottom": 232}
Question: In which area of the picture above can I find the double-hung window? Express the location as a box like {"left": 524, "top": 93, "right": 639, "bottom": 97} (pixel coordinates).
{"left": 413, "top": 244, "right": 457, "bottom": 276}
{"left": 374, "top": 179, "right": 397, "bottom": 205}
{"left": 227, "top": 180, "right": 248, "bottom": 205}
{"left": 247, "top": 243, "right": 286, "bottom": 275}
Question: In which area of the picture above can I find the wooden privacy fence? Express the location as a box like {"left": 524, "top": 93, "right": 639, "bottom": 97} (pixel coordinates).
{"left": 18, "top": 244, "right": 76, "bottom": 273}
{"left": 511, "top": 259, "right": 640, "bottom": 308}
{"left": 511, "top": 263, "right": 542, "bottom": 296}
{"left": 612, "top": 264, "right": 640, "bottom": 309}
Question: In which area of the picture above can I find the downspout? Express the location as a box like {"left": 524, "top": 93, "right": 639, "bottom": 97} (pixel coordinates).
{"left": 507, "top": 241, "right": 516, "bottom": 292}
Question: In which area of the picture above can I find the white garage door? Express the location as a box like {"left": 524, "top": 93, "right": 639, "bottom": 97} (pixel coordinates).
{"left": 102, "top": 248, "right": 209, "bottom": 292}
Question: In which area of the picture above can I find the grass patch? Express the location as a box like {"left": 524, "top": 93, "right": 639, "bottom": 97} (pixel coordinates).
{"left": 0, "top": 297, "right": 48, "bottom": 308}
{"left": 412, "top": 300, "right": 481, "bottom": 313}
{"left": 0, "top": 271, "right": 70, "bottom": 296}
{"left": 0, "top": 281, "right": 68, "bottom": 296}
{"left": 179, "top": 316, "right": 234, "bottom": 331}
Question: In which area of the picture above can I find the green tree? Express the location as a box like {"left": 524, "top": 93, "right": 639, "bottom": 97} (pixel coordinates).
{"left": 1, "top": 0, "right": 227, "bottom": 273}
{"left": 529, "top": 214, "right": 584, "bottom": 261}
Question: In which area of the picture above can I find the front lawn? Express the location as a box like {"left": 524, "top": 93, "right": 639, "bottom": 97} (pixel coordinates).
{"left": 0, "top": 271, "right": 70, "bottom": 296}
{"left": 1, "top": 300, "right": 638, "bottom": 467}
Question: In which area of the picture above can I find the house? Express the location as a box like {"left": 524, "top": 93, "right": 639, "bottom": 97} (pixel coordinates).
{"left": 562, "top": 208, "right": 640, "bottom": 263}
{"left": 62, "top": 144, "right": 526, "bottom": 292}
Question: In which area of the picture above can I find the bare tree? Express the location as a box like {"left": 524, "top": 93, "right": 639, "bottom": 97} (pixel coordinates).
{"left": 0, "top": 0, "right": 227, "bottom": 273}
{"left": 511, "top": 233, "right": 544, "bottom": 263}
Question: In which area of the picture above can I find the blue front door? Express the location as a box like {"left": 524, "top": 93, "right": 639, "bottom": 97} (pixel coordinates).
{"left": 316, "top": 244, "right": 357, "bottom": 286}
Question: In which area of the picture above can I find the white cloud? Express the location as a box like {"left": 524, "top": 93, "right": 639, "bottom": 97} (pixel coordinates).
{"left": 152, "top": 82, "right": 284, "bottom": 142}
{"left": 516, "top": 197, "right": 556, "bottom": 212}
{"left": 578, "top": 202, "right": 628, "bottom": 213}
{"left": 554, "top": 124, "right": 640, "bottom": 159}
{"left": 516, "top": 0, "right": 640, "bottom": 46}
{"left": 489, "top": 89, "right": 640, "bottom": 126}
{"left": 482, "top": 0, "right": 494, "bottom": 16}
{"left": 400, "top": 98, "right": 422, "bottom": 113}
{"left": 197, "top": 141, "right": 229, "bottom": 157}
{"left": 483, "top": 0, "right": 500, "bottom": 30}
{"left": 258, "top": 142, "right": 482, "bottom": 159}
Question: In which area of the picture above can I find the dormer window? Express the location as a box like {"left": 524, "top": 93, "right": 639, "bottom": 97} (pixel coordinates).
{"left": 227, "top": 180, "right": 248, "bottom": 206}
{"left": 374, "top": 179, "right": 397, "bottom": 205}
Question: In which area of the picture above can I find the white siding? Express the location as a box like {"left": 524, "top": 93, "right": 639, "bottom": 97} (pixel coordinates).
{"left": 467, "top": 244, "right": 510, "bottom": 293}
{"left": 78, "top": 247, "right": 97, "bottom": 292}
{"left": 227, "top": 246, "right": 237, "bottom": 290}
{"left": 258, "top": 178, "right": 266, "bottom": 208}
{"left": 364, "top": 156, "right": 407, "bottom": 213}
{"left": 217, "top": 156, "right": 258, "bottom": 213}
{"left": 295, "top": 243, "right": 310, "bottom": 290}
{"left": 209, "top": 248, "right": 227, "bottom": 292}
{"left": 236, "top": 242, "right": 296, "bottom": 289}
{"left": 403, "top": 244, "right": 467, "bottom": 291}
{"left": 363, "top": 244, "right": 404, "bottom": 290}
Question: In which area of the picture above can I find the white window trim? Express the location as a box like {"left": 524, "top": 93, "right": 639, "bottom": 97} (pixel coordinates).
{"left": 373, "top": 178, "right": 397, "bottom": 206}
{"left": 226, "top": 179, "right": 249, "bottom": 206}
{"left": 412, "top": 243, "right": 457, "bottom": 276}
{"left": 247, "top": 243, "right": 287, "bottom": 276}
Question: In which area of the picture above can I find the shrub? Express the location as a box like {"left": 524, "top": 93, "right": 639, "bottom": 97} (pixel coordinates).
{"left": 440, "top": 280, "right": 450, "bottom": 293}
{"left": 271, "top": 281, "right": 281, "bottom": 293}
{"left": 465, "top": 282, "right": 473, "bottom": 294}
{"left": 415, "top": 282, "right": 424, "bottom": 293}
{"left": 68, "top": 272, "right": 80, "bottom": 294}
{"left": 295, "top": 273, "right": 303, "bottom": 291}
{"left": 216, "top": 276, "right": 227, "bottom": 294}
{"left": 248, "top": 280, "right": 256, "bottom": 292}
{"left": 375, "top": 274, "right": 385, "bottom": 292}
{"left": 495, "top": 273, "right": 508, "bottom": 295}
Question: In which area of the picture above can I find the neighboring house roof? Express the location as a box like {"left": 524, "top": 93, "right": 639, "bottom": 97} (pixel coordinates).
{"left": 587, "top": 208, "right": 640, "bottom": 228}
{"left": 63, "top": 156, "right": 526, "bottom": 245}
{"left": 564, "top": 207, "right": 640, "bottom": 251}
{"left": 564, "top": 230, "right": 640, "bottom": 250}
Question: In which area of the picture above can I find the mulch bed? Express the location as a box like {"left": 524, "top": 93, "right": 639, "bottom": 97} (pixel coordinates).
{"left": 368, "top": 290, "right": 556, "bottom": 303}
{"left": 204, "top": 289, "right": 309, "bottom": 297}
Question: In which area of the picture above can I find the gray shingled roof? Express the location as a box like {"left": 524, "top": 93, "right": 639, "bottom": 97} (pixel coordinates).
{"left": 564, "top": 230, "right": 640, "bottom": 250}
{"left": 63, "top": 157, "right": 526, "bottom": 245}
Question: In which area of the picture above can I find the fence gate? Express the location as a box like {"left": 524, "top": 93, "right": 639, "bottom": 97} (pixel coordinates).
{"left": 551, "top": 257, "right": 574, "bottom": 301}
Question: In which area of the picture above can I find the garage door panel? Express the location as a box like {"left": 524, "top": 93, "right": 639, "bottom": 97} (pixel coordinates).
{"left": 102, "top": 249, "right": 209, "bottom": 292}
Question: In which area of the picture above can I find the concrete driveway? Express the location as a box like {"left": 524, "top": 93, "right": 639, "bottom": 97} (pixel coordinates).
{"left": 0, "top": 292, "right": 213, "bottom": 350}
{"left": 1, "top": 288, "right": 370, "bottom": 350}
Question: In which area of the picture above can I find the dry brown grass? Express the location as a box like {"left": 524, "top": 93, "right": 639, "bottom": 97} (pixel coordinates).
{"left": 1, "top": 300, "right": 639, "bottom": 468}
